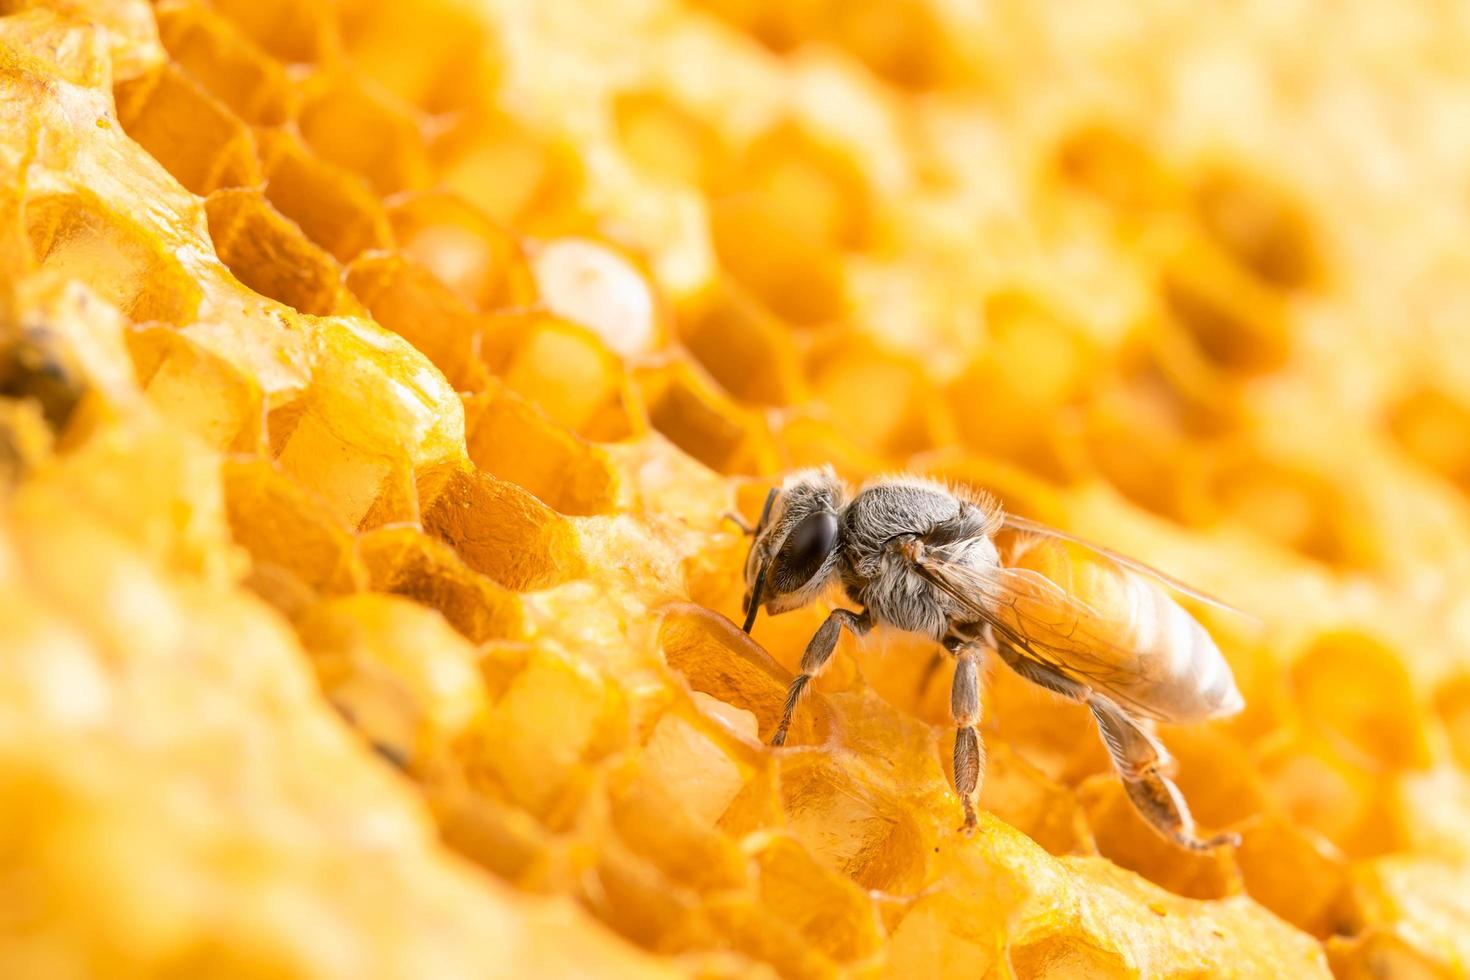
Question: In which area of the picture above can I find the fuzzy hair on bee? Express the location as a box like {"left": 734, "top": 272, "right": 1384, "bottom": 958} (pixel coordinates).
{"left": 733, "top": 466, "right": 1246, "bottom": 851}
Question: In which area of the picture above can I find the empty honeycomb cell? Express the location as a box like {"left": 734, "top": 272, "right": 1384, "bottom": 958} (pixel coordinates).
{"left": 677, "top": 282, "right": 806, "bottom": 406}
{"left": 775, "top": 752, "right": 934, "bottom": 894}
{"left": 296, "top": 593, "right": 489, "bottom": 767}
{"left": 585, "top": 843, "right": 715, "bottom": 952}
{"left": 637, "top": 360, "right": 778, "bottom": 475}
{"left": 387, "top": 192, "right": 537, "bottom": 312}
{"left": 948, "top": 291, "right": 1094, "bottom": 478}
{"left": 462, "top": 386, "right": 619, "bottom": 516}
{"left": 207, "top": 0, "right": 336, "bottom": 64}
{"left": 154, "top": 2, "right": 295, "bottom": 126}
{"left": 609, "top": 755, "right": 754, "bottom": 892}
{"left": 297, "top": 73, "right": 431, "bottom": 195}
{"left": 357, "top": 526, "right": 521, "bottom": 642}
{"left": 1155, "top": 726, "right": 1269, "bottom": 830}
{"left": 746, "top": 834, "right": 886, "bottom": 967}
{"left": 204, "top": 189, "right": 346, "bottom": 317}
{"left": 1208, "top": 455, "right": 1379, "bottom": 566}
{"left": 126, "top": 325, "right": 263, "bottom": 451}
{"left": 113, "top": 63, "right": 261, "bottom": 195}
{"left": 274, "top": 316, "right": 466, "bottom": 528}
{"left": 1053, "top": 122, "right": 1174, "bottom": 212}
{"left": 464, "top": 647, "right": 622, "bottom": 824}
{"left": 1389, "top": 386, "right": 1470, "bottom": 490}
{"left": 1161, "top": 238, "right": 1292, "bottom": 374}
{"left": 811, "top": 340, "right": 957, "bottom": 459}
{"left": 1257, "top": 735, "right": 1402, "bottom": 858}
{"left": 659, "top": 604, "right": 831, "bottom": 746}
{"left": 708, "top": 195, "right": 849, "bottom": 327}
{"left": 530, "top": 238, "right": 661, "bottom": 358}
{"left": 336, "top": 0, "right": 496, "bottom": 115}
{"left": 1192, "top": 167, "right": 1322, "bottom": 291}
{"left": 613, "top": 90, "right": 728, "bottom": 189}
{"left": 1084, "top": 395, "right": 1215, "bottom": 526}
{"left": 1077, "top": 774, "right": 1242, "bottom": 900}
{"left": 345, "top": 254, "right": 487, "bottom": 390}
{"left": 23, "top": 193, "right": 202, "bottom": 326}
{"left": 256, "top": 130, "right": 394, "bottom": 264}
{"left": 979, "top": 740, "right": 1095, "bottom": 857}
{"left": 489, "top": 314, "right": 631, "bottom": 435}
{"left": 222, "top": 457, "right": 363, "bottom": 612}
{"left": 1291, "top": 630, "right": 1432, "bottom": 772}
{"left": 417, "top": 465, "right": 585, "bottom": 591}
{"left": 1233, "top": 815, "right": 1350, "bottom": 939}
{"left": 437, "top": 115, "right": 586, "bottom": 230}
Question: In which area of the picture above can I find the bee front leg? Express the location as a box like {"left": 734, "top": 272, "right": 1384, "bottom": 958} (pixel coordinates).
{"left": 950, "top": 644, "right": 985, "bottom": 835}
{"left": 770, "top": 608, "right": 870, "bottom": 747}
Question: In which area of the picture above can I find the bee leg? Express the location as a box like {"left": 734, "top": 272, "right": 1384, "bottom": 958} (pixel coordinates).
{"left": 1089, "top": 698, "right": 1240, "bottom": 851}
{"left": 950, "top": 645, "right": 985, "bottom": 835}
{"left": 770, "top": 608, "right": 870, "bottom": 747}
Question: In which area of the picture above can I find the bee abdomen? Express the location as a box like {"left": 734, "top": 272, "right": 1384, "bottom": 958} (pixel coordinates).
{"left": 1125, "top": 579, "right": 1244, "bottom": 722}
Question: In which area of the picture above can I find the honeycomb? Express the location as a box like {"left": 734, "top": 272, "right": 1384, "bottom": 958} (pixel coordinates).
{"left": 4, "top": 0, "right": 1470, "bottom": 975}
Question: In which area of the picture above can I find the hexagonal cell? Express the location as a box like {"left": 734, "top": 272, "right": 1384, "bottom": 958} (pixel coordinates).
{"left": 257, "top": 130, "right": 394, "bottom": 264}
{"left": 486, "top": 313, "right": 638, "bottom": 438}
{"left": 222, "top": 457, "right": 363, "bottom": 616}
{"left": 345, "top": 254, "right": 487, "bottom": 390}
{"left": 1233, "top": 814, "right": 1350, "bottom": 939}
{"left": 209, "top": 0, "right": 338, "bottom": 64}
{"left": 127, "top": 325, "right": 264, "bottom": 452}
{"left": 296, "top": 593, "right": 488, "bottom": 767}
{"left": 417, "top": 464, "right": 585, "bottom": 591}
{"left": 1161, "top": 237, "right": 1292, "bottom": 374}
{"left": 436, "top": 112, "right": 585, "bottom": 230}
{"left": 155, "top": 2, "right": 296, "bottom": 126}
{"left": 24, "top": 193, "right": 202, "bottom": 326}
{"left": 636, "top": 360, "right": 778, "bottom": 475}
{"left": 745, "top": 834, "right": 886, "bottom": 968}
{"left": 613, "top": 89, "right": 728, "bottom": 189}
{"left": 114, "top": 64, "right": 261, "bottom": 195}
{"left": 1051, "top": 122, "right": 1174, "bottom": 211}
{"left": 387, "top": 192, "right": 536, "bottom": 313}
{"left": 1192, "top": 166, "right": 1322, "bottom": 291}
{"left": 1388, "top": 386, "right": 1470, "bottom": 491}
{"left": 677, "top": 281, "right": 805, "bottom": 406}
{"left": 297, "top": 71, "right": 431, "bottom": 195}
{"left": 808, "top": 339, "right": 955, "bottom": 457}
{"left": 336, "top": 0, "right": 497, "bottom": 115}
{"left": 272, "top": 316, "right": 466, "bottom": 528}
{"left": 462, "top": 385, "right": 619, "bottom": 516}
{"left": 1291, "top": 630, "right": 1431, "bottom": 773}
{"left": 205, "top": 189, "right": 346, "bottom": 316}
{"left": 356, "top": 525, "right": 521, "bottom": 642}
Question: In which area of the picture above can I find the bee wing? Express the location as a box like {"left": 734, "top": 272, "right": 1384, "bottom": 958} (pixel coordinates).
{"left": 1000, "top": 515, "right": 1258, "bottom": 625}
{"left": 908, "top": 553, "right": 1170, "bottom": 719}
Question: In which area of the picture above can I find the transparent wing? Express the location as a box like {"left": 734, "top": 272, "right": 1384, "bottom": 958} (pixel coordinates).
{"left": 1000, "top": 514, "right": 1258, "bottom": 624}
{"left": 909, "top": 552, "right": 1170, "bottom": 719}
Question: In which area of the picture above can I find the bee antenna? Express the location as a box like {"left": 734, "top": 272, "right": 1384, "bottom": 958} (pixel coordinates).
{"left": 742, "top": 559, "right": 768, "bottom": 633}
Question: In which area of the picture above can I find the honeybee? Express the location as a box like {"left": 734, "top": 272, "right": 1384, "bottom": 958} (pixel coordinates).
{"left": 733, "top": 468, "right": 1246, "bottom": 851}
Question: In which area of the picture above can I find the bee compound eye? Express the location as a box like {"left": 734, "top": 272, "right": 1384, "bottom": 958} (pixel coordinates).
{"left": 775, "top": 510, "right": 839, "bottom": 590}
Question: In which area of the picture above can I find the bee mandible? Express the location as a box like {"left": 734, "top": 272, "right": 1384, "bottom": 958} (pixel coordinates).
{"left": 733, "top": 468, "right": 1246, "bottom": 850}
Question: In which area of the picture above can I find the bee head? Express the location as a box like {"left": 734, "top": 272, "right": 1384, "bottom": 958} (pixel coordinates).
{"left": 741, "top": 467, "right": 847, "bottom": 632}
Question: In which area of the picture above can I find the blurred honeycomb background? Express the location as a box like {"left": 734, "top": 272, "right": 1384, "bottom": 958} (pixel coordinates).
{"left": 4, "top": 0, "right": 1470, "bottom": 975}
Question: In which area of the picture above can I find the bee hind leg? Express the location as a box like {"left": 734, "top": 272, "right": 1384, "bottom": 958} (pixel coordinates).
{"left": 993, "top": 642, "right": 1236, "bottom": 851}
{"left": 1089, "top": 698, "right": 1240, "bottom": 851}
{"left": 770, "top": 608, "right": 870, "bottom": 747}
